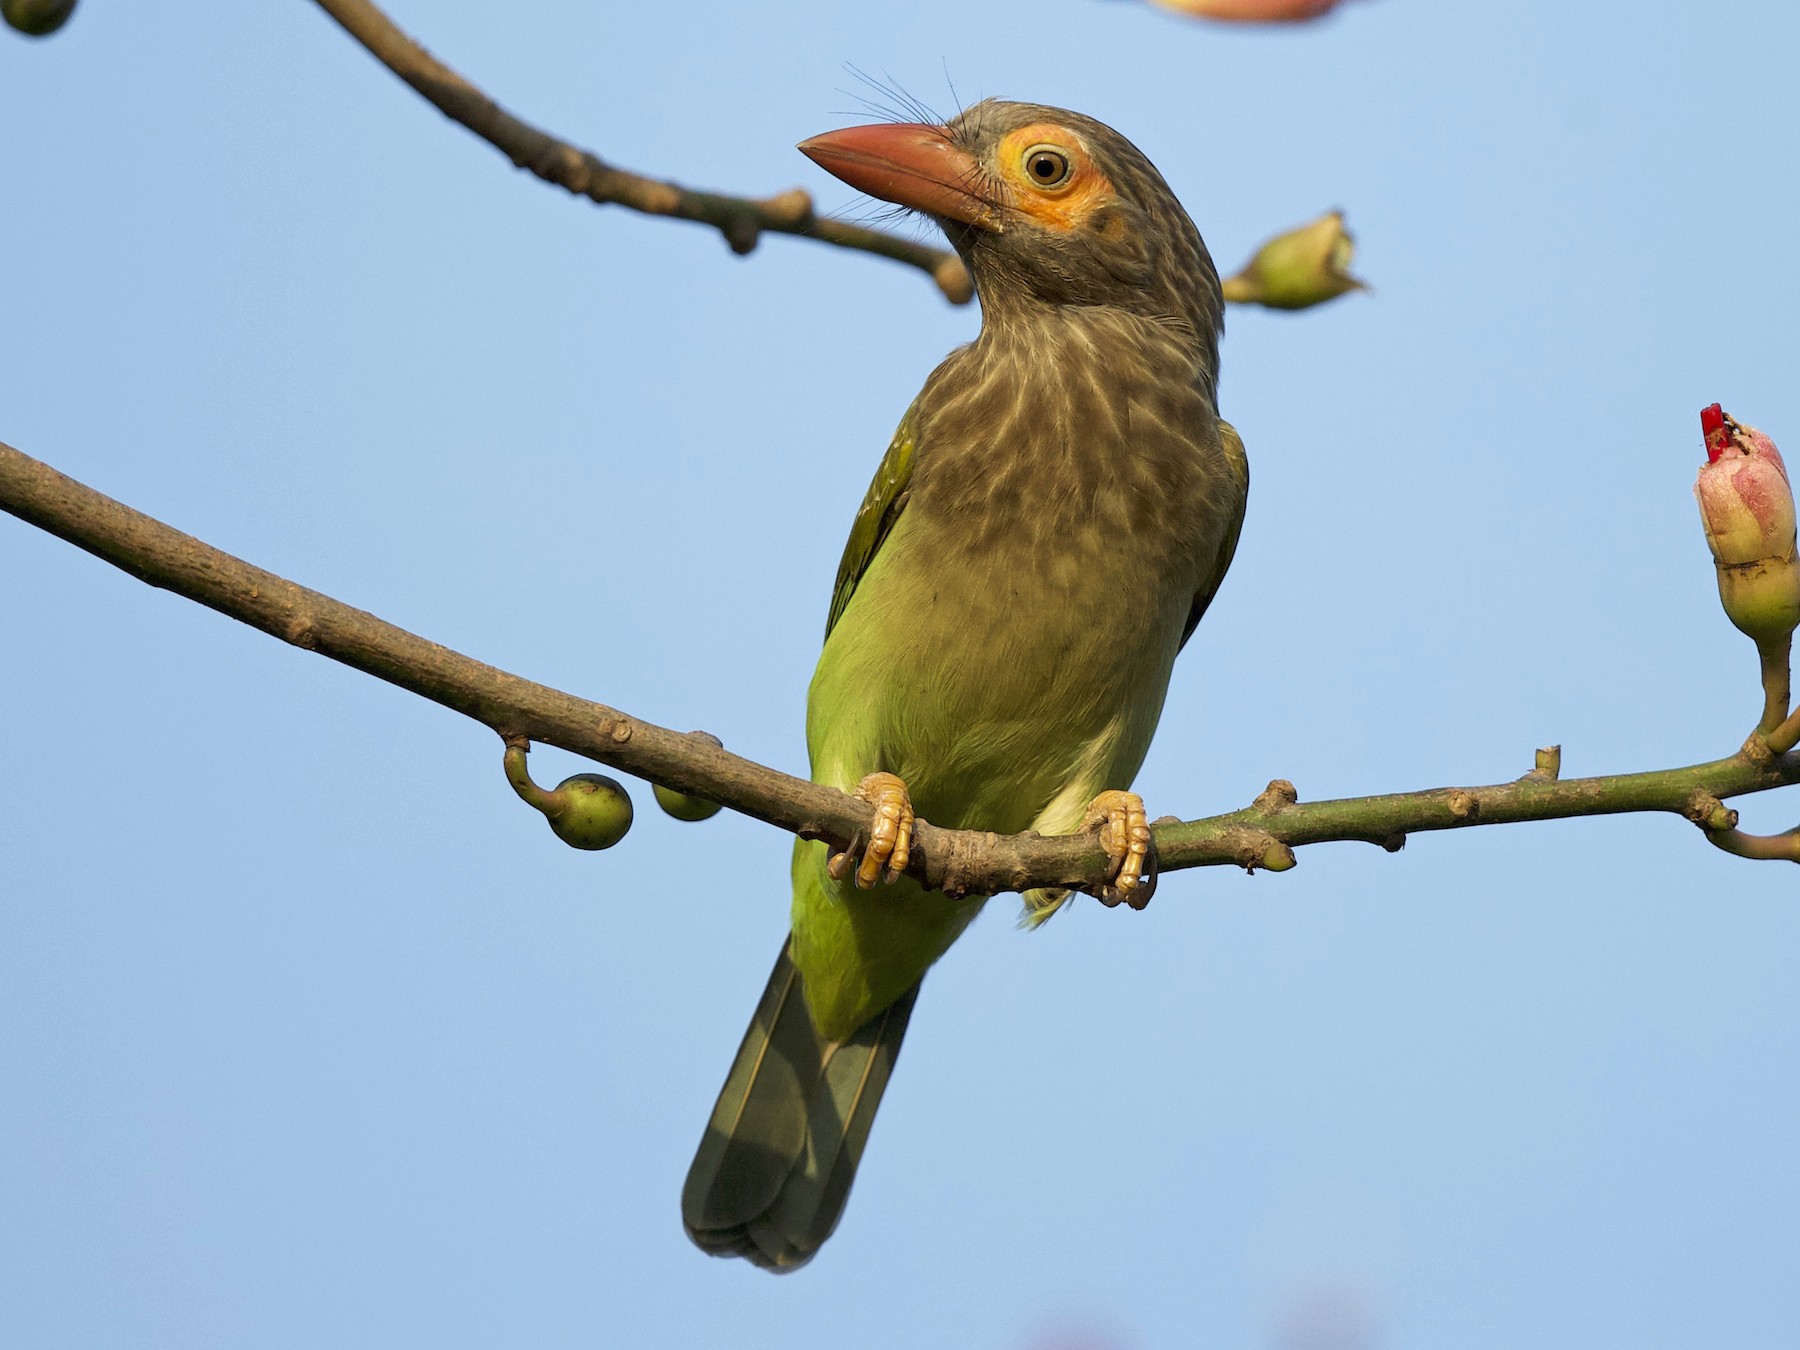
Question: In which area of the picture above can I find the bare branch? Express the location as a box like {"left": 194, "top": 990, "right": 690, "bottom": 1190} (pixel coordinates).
{"left": 306, "top": 0, "right": 1356, "bottom": 314}
{"left": 308, "top": 0, "right": 974, "bottom": 303}
{"left": 7, "top": 439, "right": 1800, "bottom": 901}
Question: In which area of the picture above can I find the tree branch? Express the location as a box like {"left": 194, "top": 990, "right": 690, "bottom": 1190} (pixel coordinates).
{"left": 6, "top": 439, "right": 1799, "bottom": 901}
{"left": 307, "top": 0, "right": 975, "bottom": 304}
{"left": 306, "top": 0, "right": 1358, "bottom": 315}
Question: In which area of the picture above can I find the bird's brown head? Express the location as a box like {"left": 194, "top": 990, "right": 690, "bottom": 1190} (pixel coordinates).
{"left": 799, "top": 99, "right": 1221, "bottom": 353}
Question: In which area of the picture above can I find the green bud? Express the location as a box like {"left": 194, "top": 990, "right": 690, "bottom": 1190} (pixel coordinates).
{"left": 653, "top": 729, "right": 724, "bottom": 821}
{"left": 653, "top": 783, "right": 722, "bottom": 822}
{"left": 1221, "top": 210, "right": 1367, "bottom": 311}
{"left": 3, "top": 0, "right": 77, "bottom": 37}
{"left": 545, "top": 773, "right": 633, "bottom": 850}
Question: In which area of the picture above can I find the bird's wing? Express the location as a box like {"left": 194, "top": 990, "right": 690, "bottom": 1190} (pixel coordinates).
{"left": 825, "top": 403, "right": 918, "bottom": 641}
{"left": 1179, "top": 418, "right": 1250, "bottom": 649}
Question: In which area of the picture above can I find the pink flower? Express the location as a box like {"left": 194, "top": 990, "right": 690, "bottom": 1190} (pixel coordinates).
{"left": 1148, "top": 0, "right": 1350, "bottom": 23}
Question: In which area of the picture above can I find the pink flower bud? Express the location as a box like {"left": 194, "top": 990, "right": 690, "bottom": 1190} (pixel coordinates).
{"left": 1148, "top": 0, "right": 1349, "bottom": 21}
{"left": 1694, "top": 404, "right": 1800, "bottom": 644}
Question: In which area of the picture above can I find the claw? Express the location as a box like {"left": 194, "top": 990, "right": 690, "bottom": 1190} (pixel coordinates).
{"left": 827, "top": 772, "right": 914, "bottom": 890}
{"left": 1081, "top": 789, "right": 1153, "bottom": 909}
{"left": 825, "top": 832, "right": 864, "bottom": 883}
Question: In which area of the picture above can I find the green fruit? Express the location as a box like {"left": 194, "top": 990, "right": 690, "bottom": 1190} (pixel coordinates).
{"left": 3, "top": 0, "right": 77, "bottom": 37}
{"left": 654, "top": 783, "right": 722, "bottom": 822}
{"left": 546, "top": 773, "right": 633, "bottom": 850}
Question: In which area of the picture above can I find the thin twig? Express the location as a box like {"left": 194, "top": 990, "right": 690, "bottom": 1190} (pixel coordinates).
{"left": 308, "top": 0, "right": 974, "bottom": 303}
{"left": 1706, "top": 825, "right": 1800, "bottom": 863}
{"left": 7, "top": 438, "right": 1800, "bottom": 897}
{"left": 1769, "top": 705, "right": 1800, "bottom": 756}
{"left": 1756, "top": 634, "right": 1792, "bottom": 737}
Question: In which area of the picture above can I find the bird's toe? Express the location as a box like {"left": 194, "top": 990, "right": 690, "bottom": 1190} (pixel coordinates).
{"left": 1081, "top": 789, "right": 1154, "bottom": 909}
{"left": 826, "top": 771, "right": 915, "bottom": 889}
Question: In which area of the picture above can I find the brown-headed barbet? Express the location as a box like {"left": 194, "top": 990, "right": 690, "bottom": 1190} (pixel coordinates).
{"left": 681, "top": 100, "right": 1248, "bottom": 1271}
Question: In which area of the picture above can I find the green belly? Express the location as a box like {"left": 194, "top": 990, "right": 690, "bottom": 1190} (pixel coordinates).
{"left": 791, "top": 509, "right": 1190, "bottom": 1039}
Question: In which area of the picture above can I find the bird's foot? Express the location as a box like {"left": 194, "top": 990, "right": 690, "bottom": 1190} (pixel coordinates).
{"left": 1081, "top": 789, "right": 1154, "bottom": 909}
{"left": 827, "top": 771, "right": 915, "bottom": 889}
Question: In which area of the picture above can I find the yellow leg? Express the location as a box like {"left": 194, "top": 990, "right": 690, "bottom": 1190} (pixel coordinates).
{"left": 1081, "top": 789, "right": 1153, "bottom": 909}
{"left": 826, "top": 771, "right": 915, "bottom": 890}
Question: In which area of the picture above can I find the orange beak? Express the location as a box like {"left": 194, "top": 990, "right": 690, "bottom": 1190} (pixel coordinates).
{"left": 797, "top": 123, "right": 1000, "bottom": 230}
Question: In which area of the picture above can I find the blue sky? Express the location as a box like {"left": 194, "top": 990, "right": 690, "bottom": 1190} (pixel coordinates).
{"left": 4, "top": 2, "right": 1799, "bottom": 1346}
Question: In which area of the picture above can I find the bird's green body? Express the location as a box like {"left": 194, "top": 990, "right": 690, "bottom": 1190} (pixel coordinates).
{"left": 683, "top": 99, "right": 1247, "bottom": 1270}
{"left": 795, "top": 304, "right": 1245, "bottom": 1039}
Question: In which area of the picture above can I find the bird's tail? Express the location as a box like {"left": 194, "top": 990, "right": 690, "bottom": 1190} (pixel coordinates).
{"left": 681, "top": 941, "right": 918, "bottom": 1272}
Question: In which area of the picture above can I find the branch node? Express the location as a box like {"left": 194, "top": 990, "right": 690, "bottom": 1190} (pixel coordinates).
{"left": 933, "top": 257, "right": 974, "bottom": 305}
{"left": 761, "top": 188, "right": 814, "bottom": 229}
{"left": 634, "top": 179, "right": 684, "bottom": 216}
{"left": 1766, "top": 705, "right": 1800, "bottom": 756}
{"left": 1446, "top": 789, "right": 1478, "bottom": 821}
{"left": 1683, "top": 792, "right": 1738, "bottom": 832}
{"left": 1377, "top": 832, "right": 1407, "bottom": 853}
{"left": 1259, "top": 838, "right": 1298, "bottom": 873}
{"left": 1252, "top": 779, "right": 1298, "bottom": 814}
{"left": 609, "top": 718, "right": 633, "bottom": 744}
{"left": 1522, "top": 744, "right": 1562, "bottom": 781}
{"left": 1230, "top": 829, "right": 1294, "bottom": 873}
{"left": 1740, "top": 728, "right": 1777, "bottom": 763}
{"left": 721, "top": 215, "right": 761, "bottom": 256}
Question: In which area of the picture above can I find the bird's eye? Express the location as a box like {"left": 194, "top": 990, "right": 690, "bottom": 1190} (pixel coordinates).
{"left": 1022, "top": 145, "right": 1073, "bottom": 189}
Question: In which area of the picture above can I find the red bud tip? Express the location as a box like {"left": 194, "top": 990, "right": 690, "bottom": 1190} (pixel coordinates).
{"left": 1702, "top": 402, "right": 1730, "bottom": 463}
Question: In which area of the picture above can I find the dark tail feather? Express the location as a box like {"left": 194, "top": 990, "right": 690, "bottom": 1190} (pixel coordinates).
{"left": 681, "top": 941, "right": 918, "bottom": 1272}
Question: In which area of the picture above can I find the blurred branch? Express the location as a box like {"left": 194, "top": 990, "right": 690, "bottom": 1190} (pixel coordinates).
{"left": 308, "top": 0, "right": 974, "bottom": 303}
{"left": 7, "top": 438, "right": 1800, "bottom": 899}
